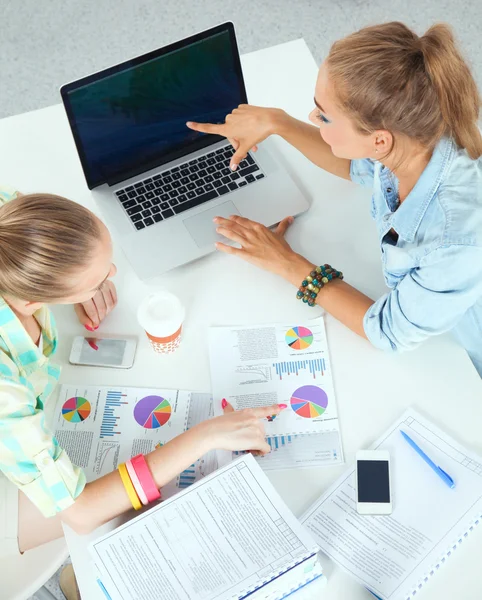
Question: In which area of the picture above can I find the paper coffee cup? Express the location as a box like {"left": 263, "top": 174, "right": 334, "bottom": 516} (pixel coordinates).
{"left": 137, "top": 292, "right": 185, "bottom": 354}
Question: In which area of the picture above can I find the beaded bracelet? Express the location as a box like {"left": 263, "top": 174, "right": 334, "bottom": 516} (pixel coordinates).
{"left": 296, "top": 264, "right": 343, "bottom": 307}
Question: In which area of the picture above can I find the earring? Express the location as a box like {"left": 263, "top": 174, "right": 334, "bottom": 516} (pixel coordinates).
{"left": 375, "top": 149, "right": 378, "bottom": 153}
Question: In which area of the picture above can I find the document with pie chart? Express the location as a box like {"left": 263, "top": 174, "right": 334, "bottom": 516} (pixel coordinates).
{"left": 209, "top": 318, "right": 342, "bottom": 444}
{"left": 53, "top": 384, "right": 210, "bottom": 485}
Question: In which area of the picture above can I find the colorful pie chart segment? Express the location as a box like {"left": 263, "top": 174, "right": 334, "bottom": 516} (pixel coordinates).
{"left": 134, "top": 395, "right": 171, "bottom": 429}
{"left": 290, "top": 385, "right": 328, "bottom": 418}
{"left": 285, "top": 326, "right": 314, "bottom": 350}
{"left": 62, "top": 397, "right": 91, "bottom": 423}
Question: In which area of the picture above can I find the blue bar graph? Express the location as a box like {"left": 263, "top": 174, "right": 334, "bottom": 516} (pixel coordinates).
{"left": 272, "top": 358, "right": 326, "bottom": 380}
{"left": 100, "top": 390, "right": 128, "bottom": 439}
{"left": 178, "top": 465, "right": 197, "bottom": 488}
{"left": 266, "top": 435, "right": 294, "bottom": 450}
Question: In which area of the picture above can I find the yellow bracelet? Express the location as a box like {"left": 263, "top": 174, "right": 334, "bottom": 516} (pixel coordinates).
{"left": 118, "top": 463, "right": 142, "bottom": 510}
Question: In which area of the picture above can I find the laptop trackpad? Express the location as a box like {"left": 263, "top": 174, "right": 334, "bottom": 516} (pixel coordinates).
{"left": 183, "top": 201, "right": 241, "bottom": 248}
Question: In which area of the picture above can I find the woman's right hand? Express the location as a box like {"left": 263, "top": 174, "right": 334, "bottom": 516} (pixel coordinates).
{"left": 201, "top": 401, "right": 287, "bottom": 455}
{"left": 186, "top": 105, "right": 284, "bottom": 170}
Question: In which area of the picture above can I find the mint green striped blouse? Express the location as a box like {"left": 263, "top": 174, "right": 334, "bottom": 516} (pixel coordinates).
{"left": 0, "top": 187, "right": 85, "bottom": 517}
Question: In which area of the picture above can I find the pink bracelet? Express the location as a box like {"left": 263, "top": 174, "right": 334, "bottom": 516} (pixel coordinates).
{"left": 126, "top": 460, "right": 149, "bottom": 506}
{"left": 131, "top": 454, "right": 161, "bottom": 503}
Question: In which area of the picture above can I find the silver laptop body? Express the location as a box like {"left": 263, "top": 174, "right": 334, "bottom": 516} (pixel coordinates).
{"left": 61, "top": 22, "right": 309, "bottom": 278}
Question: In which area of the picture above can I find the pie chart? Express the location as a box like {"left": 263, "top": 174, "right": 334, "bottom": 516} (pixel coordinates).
{"left": 62, "top": 397, "right": 91, "bottom": 423}
{"left": 134, "top": 395, "right": 171, "bottom": 429}
{"left": 285, "top": 326, "right": 313, "bottom": 350}
{"left": 290, "top": 385, "right": 328, "bottom": 418}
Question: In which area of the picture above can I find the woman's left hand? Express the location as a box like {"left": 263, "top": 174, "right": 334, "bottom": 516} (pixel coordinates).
{"left": 74, "top": 280, "right": 118, "bottom": 331}
{"left": 214, "top": 215, "right": 313, "bottom": 283}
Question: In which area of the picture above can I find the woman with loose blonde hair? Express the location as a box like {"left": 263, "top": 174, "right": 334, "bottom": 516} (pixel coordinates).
{"left": 0, "top": 189, "right": 282, "bottom": 580}
{"left": 188, "top": 21, "right": 482, "bottom": 376}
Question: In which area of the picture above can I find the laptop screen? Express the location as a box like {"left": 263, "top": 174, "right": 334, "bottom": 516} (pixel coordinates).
{"left": 62, "top": 25, "right": 246, "bottom": 188}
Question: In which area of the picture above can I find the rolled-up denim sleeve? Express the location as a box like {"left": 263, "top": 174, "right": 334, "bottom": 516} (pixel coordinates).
{"left": 364, "top": 244, "right": 482, "bottom": 352}
{"left": 350, "top": 159, "right": 375, "bottom": 187}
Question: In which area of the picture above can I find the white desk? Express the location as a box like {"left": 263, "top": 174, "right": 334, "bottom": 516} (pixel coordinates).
{"left": 1, "top": 39, "right": 481, "bottom": 600}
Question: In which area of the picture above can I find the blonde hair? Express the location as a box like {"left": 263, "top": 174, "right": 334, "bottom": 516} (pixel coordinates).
{"left": 0, "top": 193, "right": 102, "bottom": 302}
{"left": 326, "top": 22, "right": 482, "bottom": 159}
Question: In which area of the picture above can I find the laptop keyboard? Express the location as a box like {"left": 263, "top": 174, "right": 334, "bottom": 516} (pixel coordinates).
{"left": 115, "top": 145, "right": 265, "bottom": 230}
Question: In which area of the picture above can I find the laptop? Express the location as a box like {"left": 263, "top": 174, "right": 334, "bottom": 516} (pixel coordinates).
{"left": 61, "top": 22, "right": 309, "bottom": 278}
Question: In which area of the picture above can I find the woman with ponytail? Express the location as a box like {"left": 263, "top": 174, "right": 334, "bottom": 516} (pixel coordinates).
{"left": 188, "top": 22, "right": 482, "bottom": 376}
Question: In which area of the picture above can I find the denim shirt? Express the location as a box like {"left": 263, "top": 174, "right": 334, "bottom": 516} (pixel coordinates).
{"left": 350, "top": 136, "right": 482, "bottom": 376}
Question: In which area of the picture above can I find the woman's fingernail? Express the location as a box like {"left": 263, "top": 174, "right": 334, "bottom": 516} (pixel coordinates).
{"left": 231, "top": 164, "right": 238, "bottom": 171}
{"left": 221, "top": 398, "right": 228, "bottom": 409}
{"left": 85, "top": 325, "right": 94, "bottom": 331}
{"left": 87, "top": 340, "right": 99, "bottom": 351}
{"left": 278, "top": 403, "right": 288, "bottom": 409}
{"left": 289, "top": 216, "right": 294, "bottom": 224}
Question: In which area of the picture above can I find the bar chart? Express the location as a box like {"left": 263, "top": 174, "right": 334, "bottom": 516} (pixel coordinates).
{"left": 100, "top": 390, "right": 128, "bottom": 439}
{"left": 178, "top": 465, "right": 197, "bottom": 488}
{"left": 266, "top": 434, "right": 294, "bottom": 450}
{"left": 272, "top": 358, "right": 326, "bottom": 380}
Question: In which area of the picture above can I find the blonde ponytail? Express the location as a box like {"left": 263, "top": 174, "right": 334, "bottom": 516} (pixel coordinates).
{"left": 327, "top": 22, "right": 482, "bottom": 159}
{"left": 420, "top": 24, "right": 482, "bottom": 159}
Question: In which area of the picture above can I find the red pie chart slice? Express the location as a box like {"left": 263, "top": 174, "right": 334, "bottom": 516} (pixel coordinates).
{"left": 62, "top": 397, "right": 78, "bottom": 411}
{"left": 292, "top": 401, "right": 312, "bottom": 418}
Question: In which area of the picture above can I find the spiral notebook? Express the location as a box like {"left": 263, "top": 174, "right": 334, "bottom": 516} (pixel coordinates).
{"left": 302, "top": 408, "right": 482, "bottom": 600}
{"left": 90, "top": 455, "right": 326, "bottom": 600}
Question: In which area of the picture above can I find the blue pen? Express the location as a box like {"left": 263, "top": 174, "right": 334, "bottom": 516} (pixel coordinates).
{"left": 401, "top": 430, "right": 455, "bottom": 489}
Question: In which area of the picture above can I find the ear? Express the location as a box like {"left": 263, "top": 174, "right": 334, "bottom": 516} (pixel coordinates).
{"left": 373, "top": 130, "right": 393, "bottom": 157}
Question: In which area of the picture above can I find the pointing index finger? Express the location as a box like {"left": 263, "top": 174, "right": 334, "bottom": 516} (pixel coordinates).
{"left": 186, "top": 121, "right": 224, "bottom": 135}
{"left": 251, "top": 404, "right": 288, "bottom": 418}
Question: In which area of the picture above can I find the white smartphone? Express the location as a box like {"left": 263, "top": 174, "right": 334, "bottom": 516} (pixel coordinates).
{"left": 69, "top": 336, "right": 137, "bottom": 369}
{"left": 356, "top": 450, "right": 392, "bottom": 515}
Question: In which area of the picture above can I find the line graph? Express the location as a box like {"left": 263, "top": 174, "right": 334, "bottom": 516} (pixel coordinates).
{"left": 99, "top": 445, "right": 116, "bottom": 470}
{"left": 94, "top": 441, "right": 120, "bottom": 475}
{"left": 235, "top": 364, "right": 271, "bottom": 383}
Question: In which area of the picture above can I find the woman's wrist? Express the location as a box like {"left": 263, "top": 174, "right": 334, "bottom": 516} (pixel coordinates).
{"left": 189, "top": 420, "right": 217, "bottom": 454}
{"left": 269, "top": 108, "right": 292, "bottom": 137}
{"left": 279, "top": 253, "right": 316, "bottom": 287}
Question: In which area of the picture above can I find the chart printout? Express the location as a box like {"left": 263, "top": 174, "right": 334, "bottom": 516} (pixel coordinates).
{"left": 54, "top": 385, "right": 218, "bottom": 495}
{"left": 90, "top": 455, "right": 318, "bottom": 600}
{"left": 209, "top": 319, "right": 341, "bottom": 439}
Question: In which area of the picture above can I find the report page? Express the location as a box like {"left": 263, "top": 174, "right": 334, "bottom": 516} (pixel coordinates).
{"left": 91, "top": 455, "right": 318, "bottom": 600}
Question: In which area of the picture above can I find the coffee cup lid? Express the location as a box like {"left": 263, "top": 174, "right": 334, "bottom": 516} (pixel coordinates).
{"left": 137, "top": 292, "right": 185, "bottom": 338}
